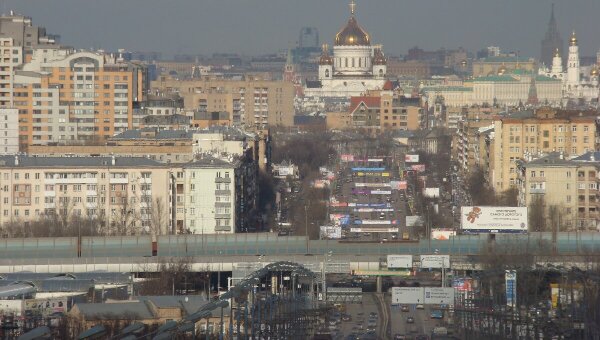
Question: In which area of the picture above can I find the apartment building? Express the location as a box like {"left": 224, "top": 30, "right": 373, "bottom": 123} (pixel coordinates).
{"left": 491, "top": 108, "right": 598, "bottom": 192}
{"left": 0, "top": 153, "right": 258, "bottom": 235}
{"left": 517, "top": 152, "right": 600, "bottom": 231}
{"left": 151, "top": 76, "right": 294, "bottom": 129}
{"left": 0, "top": 12, "right": 59, "bottom": 57}
{"left": 14, "top": 49, "right": 146, "bottom": 150}
{"left": 0, "top": 155, "right": 174, "bottom": 235}
{"left": 348, "top": 92, "right": 422, "bottom": 135}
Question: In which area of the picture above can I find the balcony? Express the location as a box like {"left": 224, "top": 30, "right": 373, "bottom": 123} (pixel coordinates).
{"left": 215, "top": 177, "right": 231, "bottom": 183}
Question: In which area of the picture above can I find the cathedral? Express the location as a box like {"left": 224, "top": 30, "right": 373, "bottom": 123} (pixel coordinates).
{"left": 304, "top": 1, "right": 387, "bottom": 98}
{"left": 539, "top": 32, "right": 599, "bottom": 103}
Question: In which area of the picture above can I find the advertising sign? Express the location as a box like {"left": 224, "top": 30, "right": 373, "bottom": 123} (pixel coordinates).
{"left": 461, "top": 206, "right": 528, "bottom": 233}
{"left": 423, "top": 187, "right": 440, "bottom": 198}
{"left": 506, "top": 270, "right": 517, "bottom": 307}
{"left": 411, "top": 164, "right": 426, "bottom": 172}
{"left": 390, "top": 181, "right": 408, "bottom": 190}
{"left": 341, "top": 154, "right": 354, "bottom": 162}
{"left": 424, "top": 287, "right": 455, "bottom": 305}
{"left": 391, "top": 287, "right": 423, "bottom": 304}
{"left": 387, "top": 255, "right": 413, "bottom": 269}
{"left": 360, "top": 220, "right": 396, "bottom": 225}
{"left": 420, "top": 255, "right": 450, "bottom": 269}
{"left": 355, "top": 183, "right": 391, "bottom": 187}
{"left": 371, "top": 190, "right": 392, "bottom": 195}
{"left": 431, "top": 229, "right": 456, "bottom": 240}
{"left": 453, "top": 278, "right": 474, "bottom": 292}
{"left": 367, "top": 158, "right": 384, "bottom": 162}
{"left": 329, "top": 202, "right": 348, "bottom": 207}
{"left": 355, "top": 208, "right": 394, "bottom": 212}
{"left": 406, "top": 215, "right": 425, "bottom": 227}
{"left": 329, "top": 214, "right": 350, "bottom": 225}
{"left": 351, "top": 167, "right": 386, "bottom": 172}
{"left": 312, "top": 179, "right": 330, "bottom": 188}
{"left": 25, "top": 298, "right": 67, "bottom": 317}
{"left": 405, "top": 154, "right": 420, "bottom": 163}
{"left": 352, "top": 188, "right": 371, "bottom": 195}
{"left": 320, "top": 226, "right": 342, "bottom": 239}
{"left": 350, "top": 227, "right": 399, "bottom": 233}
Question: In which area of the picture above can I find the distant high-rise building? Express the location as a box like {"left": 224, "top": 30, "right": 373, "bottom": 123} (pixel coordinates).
{"left": 540, "top": 4, "right": 563, "bottom": 67}
{"left": 298, "top": 27, "right": 319, "bottom": 49}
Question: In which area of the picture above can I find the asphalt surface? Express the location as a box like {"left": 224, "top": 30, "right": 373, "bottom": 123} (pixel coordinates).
{"left": 329, "top": 159, "right": 411, "bottom": 242}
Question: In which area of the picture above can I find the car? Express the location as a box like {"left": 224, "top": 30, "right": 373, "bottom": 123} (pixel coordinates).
{"left": 416, "top": 304, "right": 424, "bottom": 310}
{"left": 342, "top": 314, "right": 352, "bottom": 322}
{"left": 406, "top": 316, "right": 415, "bottom": 324}
{"left": 394, "top": 334, "right": 407, "bottom": 340}
{"left": 415, "top": 335, "right": 429, "bottom": 340}
{"left": 430, "top": 310, "right": 444, "bottom": 319}
{"left": 401, "top": 305, "right": 410, "bottom": 312}
{"left": 369, "top": 312, "right": 378, "bottom": 318}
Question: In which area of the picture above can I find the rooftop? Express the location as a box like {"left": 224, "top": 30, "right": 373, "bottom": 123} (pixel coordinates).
{"left": 73, "top": 301, "right": 155, "bottom": 320}
{"left": 0, "top": 155, "right": 164, "bottom": 168}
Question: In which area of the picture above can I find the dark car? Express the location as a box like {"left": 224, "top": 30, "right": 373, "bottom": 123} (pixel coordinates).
{"left": 401, "top": 305, "right": 410, "bottom": 312}
{"left": 406, "top": 316, "right": 415, "bottom": 324}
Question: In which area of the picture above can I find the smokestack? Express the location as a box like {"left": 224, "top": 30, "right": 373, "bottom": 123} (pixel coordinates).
{"left": 111, "top": 155, "right": 115, "bottom": 166}
{"left": 14, "top": 155, "right": 19, "bottom": 166}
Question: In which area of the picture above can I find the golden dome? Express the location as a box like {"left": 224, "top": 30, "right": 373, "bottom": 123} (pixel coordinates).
{"left": 497, "top": 64, "right": 507, "bottom": 75}
{"left": 319, "top": 44, "right": 333, "bottom": 65}
{"left": 460, "top": 59, "right": 467, "bottom": 67}
{"left": 335, "top": 16, "right": 370, "bottom": 46}
{"left": 373, "top": 47, "right": 386, "bottom": 65}
{"left": 592, "top": 68, "right": 599, "bottom": 77}
{"left": 570, "top": 31, "right": 578, "bottom": 46}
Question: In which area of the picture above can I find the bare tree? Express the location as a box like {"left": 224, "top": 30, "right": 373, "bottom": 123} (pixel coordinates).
{"left": 529, "top": 195, "right": 546, "bottom": 232}
{"left": 149, "top": 197, "right": 167, "bottom": 237}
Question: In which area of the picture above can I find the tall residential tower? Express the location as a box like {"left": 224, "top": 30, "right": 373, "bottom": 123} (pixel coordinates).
{"left": 540, "top": 4, "right": 564, "bottom": 68}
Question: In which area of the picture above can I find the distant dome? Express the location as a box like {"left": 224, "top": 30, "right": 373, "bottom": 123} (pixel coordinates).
{"left": 319, "top": 44, "right": 333, "bottom": 65}
{"left": 335, "top": 16, "right": 370, "bottom": 46}
{"left": 570, "top": 31, "right": 578, "bottom": 46}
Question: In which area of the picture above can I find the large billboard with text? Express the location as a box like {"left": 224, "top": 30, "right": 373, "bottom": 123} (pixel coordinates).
{"left": 461, "top": 206, "right": 528, "bottom": 233}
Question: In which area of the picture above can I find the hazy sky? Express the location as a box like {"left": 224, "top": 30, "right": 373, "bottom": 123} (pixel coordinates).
{"left": 6, "top": 0, "right": 600, "bottom": 58}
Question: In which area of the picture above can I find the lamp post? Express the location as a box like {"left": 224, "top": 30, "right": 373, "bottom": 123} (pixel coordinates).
{"left": 304, "top": 204, "right": 309, "bottom": 253}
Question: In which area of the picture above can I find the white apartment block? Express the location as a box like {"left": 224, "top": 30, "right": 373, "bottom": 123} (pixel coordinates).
{"left": 0, "top": 108, "right": 18, "bottom": 154}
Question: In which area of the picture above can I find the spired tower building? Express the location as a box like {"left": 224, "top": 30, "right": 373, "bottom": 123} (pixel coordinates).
{"left": 540, "top": 4, "right": 564, "bottom": 68}
{"left": 304, "top": 0, "right": 387, "bottom": 98}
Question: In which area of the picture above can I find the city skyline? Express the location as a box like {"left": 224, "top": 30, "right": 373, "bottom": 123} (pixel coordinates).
{"left": 5, "top": 0, "right": 600, "bottom": 58}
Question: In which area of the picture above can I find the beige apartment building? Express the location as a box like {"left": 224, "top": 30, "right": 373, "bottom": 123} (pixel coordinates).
{"left": 518, "top": 152, "right": 600, "bottom": 231}
{"left": 151, "top": 76, "right": 294, "bottom": 129}
{"left": 0, "top": 155, "right": 174, "bottom": 235}
{"left": 491, "top": 108, "right": 597, "bottom": 192}
{"left": 13, "top": 49, "right": 146, "bottom": 150}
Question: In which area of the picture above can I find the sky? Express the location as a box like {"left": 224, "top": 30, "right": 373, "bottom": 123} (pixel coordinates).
{"left": 5, "top": 0, "right": 600, "bottom": 58}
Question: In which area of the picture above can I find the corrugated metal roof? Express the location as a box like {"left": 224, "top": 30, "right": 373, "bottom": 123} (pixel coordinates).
{"left": 75, "top": 302, "right": 155, "bottom": 320}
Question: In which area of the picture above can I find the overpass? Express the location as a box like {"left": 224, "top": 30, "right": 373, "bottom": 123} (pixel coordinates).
{"left": 0, "top": 232, "right": 599, "bottom": 274}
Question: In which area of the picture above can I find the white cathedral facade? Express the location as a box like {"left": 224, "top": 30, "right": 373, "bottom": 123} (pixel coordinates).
{"left": 539, "top": 32, "right": 599, "bottom": 103}
{"left": 304, "top": 1, "right": 387, "bottom": 98}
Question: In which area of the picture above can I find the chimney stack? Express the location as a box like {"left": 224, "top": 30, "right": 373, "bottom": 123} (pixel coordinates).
{"left": 111, "top": 155, "right": 116, "bottom": 166}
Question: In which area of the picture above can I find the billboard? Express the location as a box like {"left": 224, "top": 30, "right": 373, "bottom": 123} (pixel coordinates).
{"left": 341, "top": 154, "right": 354, "bottom": 162}
{"left": 387, "top": 255, "right": 413, "bottom": 269}
{"left": 405, "top": 154, "right": 420, "bottom": 163}
{"left": 406, "top": 215, "right": 425, "bottom": 227}
{"left": 410, "top": 164, "right": 425, "bottom": 172}
{"left": 329, "top": 214, "right": 350, "bottom": 225}
{"left": 390, "top": 181, "right": 408, "bottom": 190}
{"left": 320, "top": 226, "right": 342, "bottom": 239}
{"left": 461, "top": 206, "right": 528, "bottom": 233}
{"left": 371, "top": 190, "right": 392, "bottom": 195}
{"left": 25, "top": 298, "right": 68, "bottom": 317}
{"left": 424, "top": 287, "right": 455, "bottom": 305}
{"left": 351, "top": 167, "right": 386, "bottom": 172}
{"left": 420, "top": 255, "right": 450, "bottom": 269}
{"left": 431, "top": 229, "right": 456, "bottom": 240}
{"left": 505, "top": 270, "right": 517, "bottom": 307}
{"left": 391, "top": 287, "right": 423, "bottom": 304}
{"left": 452, "top": 278, "right": 474, "bottom": 292}
{"left": 360, "top": 220, "right": 396, "bottom": 225}
{"left": 355, "top": 182, "right": 391, "bottom": 187}
{"left": 423, "top": 187, "right": 440, "bottom": 198}
{"left": 350, "top": 227, "right": 398, "bottom": 233}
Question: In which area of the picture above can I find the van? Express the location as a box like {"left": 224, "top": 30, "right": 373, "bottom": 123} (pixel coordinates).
{"left": 402, "top": 232, "right": 410, "bottom": 240}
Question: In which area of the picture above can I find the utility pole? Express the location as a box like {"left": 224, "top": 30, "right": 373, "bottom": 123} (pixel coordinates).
{"left": 304, "top": 203, "right": 309, "bottom": 253}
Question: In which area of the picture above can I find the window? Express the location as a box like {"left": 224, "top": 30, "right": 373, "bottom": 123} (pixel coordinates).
{"left": 566, "top": 195, "right": 571, "bottom": 203}
{"left": 543, "top": 130, "right": 549, "bottom": 137}
{"left": 540, "top": 171, "right": 545, "bottom": 177}
{"left": 572, "top": 126, "right": 577, "bottom": 132}
{"left": 530, "top": 171, "right": 536, "bottom": 178}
